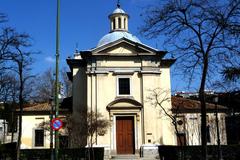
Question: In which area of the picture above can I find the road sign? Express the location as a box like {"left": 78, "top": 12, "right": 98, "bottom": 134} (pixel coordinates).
{"left": 51, "top": 118, "right": 63, "bottom": 131}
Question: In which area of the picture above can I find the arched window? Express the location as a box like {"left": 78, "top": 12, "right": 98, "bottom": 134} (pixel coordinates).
{"left": 118, "top": 17, "right": 121, "bottom": 29}
{"left": 113, "top": 19, "right": 116, "bottom": 30}
{"left": 124, "top": 18, "right": 126, "bottom": 29}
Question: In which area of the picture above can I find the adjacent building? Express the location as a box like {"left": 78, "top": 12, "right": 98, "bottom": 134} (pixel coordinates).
{"left": 172, "top": 96, "right": 227, "bottom": 146}
{"left": 20, "top": 102, "right": 70, "bottom": 149}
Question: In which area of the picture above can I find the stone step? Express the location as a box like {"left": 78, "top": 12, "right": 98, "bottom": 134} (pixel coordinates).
{"left": 109, "top": 154, "right": 160, "bottom": 160}
{"left": 111, "top": 154, "right": 140, "bottom": 160}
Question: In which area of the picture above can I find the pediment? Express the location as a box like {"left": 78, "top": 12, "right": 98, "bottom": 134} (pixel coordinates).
{"left": 104, "top": 44, "right": 138, "bottom": 55}
{"left": 106, "top": 97, "right": 142, "bottom": 110}
{"left": 92, "top": 38, "right": 158, "bottom": 56}
{"left": 111, "top": 102, "right": 135, "bottom": 107}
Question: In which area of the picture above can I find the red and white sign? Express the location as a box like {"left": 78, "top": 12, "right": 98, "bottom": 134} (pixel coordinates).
{"left": 51, "top": 118, "right": 63, "bottom": 131}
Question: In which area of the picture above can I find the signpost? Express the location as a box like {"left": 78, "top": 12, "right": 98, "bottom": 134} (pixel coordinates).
{"left": 55, "top": 0, "right": 60, "bottom": 159}
{"left": 51, "top": 118, "right": 63, "bottom": 131}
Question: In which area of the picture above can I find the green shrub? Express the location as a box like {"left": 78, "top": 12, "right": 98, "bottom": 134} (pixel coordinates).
{"left": 158, "top": 145, "right": 240, "bottom": 160}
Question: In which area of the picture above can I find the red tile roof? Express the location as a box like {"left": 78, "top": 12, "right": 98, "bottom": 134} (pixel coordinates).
{"left": 171, "top": 96, "right": 227, "bottom": 113}
{"left": 16, "top": 102, "right": 70, "bottom": 114}
{"left": 23, "top": 103, "right": 51, "bottom": 111}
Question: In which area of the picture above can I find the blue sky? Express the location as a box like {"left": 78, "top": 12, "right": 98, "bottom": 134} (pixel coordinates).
{"left": 1, "top": 0, "right": 193, "bottom": 92}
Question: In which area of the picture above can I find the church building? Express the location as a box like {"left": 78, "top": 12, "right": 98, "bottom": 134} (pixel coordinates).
{"left": 67, "top": 3, "right": 176, "bottom": 156}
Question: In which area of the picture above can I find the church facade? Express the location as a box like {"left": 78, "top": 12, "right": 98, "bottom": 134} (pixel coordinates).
{"left": 67, "top": 4, "right": 176, "bottom": 155}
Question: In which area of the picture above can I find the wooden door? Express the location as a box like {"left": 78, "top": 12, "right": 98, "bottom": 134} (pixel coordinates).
{"left": 116, "top": 116, "right": 135, "bottom": 154}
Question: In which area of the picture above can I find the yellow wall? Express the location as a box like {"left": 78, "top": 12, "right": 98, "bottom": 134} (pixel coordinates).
{"left": 21, "top": 115, "right": 50, "bottom": 149}
{"left": 71, "top": 44, "right": 176, "bottom": 154}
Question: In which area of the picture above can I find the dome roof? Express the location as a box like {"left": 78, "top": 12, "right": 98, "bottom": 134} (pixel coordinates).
{"left": 112, "top": 8, "right": 126, "bottom": 14}
{"left": 97, "top": 31, "right": 141, "bottom": 47}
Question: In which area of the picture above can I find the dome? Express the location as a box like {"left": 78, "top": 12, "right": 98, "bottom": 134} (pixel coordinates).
{"left": 97, "top": 31, "right": 141, "bottom": 47}
{"left": 112, "top": 8, "right": 126, "bottom": 14}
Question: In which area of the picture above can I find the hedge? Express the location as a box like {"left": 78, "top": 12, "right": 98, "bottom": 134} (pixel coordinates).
{"left": 158, "top": 145, "right": 240, "bottom": 160}
{"left": 0, "top": 146, "right": 104, "bottom": 160}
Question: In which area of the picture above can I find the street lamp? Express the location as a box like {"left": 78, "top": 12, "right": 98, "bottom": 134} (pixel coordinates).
{"left": 213, "top": 96, "right": 222, "bottom": 160}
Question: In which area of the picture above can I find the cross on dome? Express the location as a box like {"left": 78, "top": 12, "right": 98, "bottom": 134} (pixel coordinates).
{"left": 117, "top": 0, "right": 120, "bottom": 8}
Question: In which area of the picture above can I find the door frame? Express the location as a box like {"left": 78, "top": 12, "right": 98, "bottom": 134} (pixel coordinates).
{"left": 113, "top": 115, "right": 136, "bottom": 154}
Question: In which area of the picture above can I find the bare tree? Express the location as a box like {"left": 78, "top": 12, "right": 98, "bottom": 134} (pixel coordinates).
{"left": 61, "top": 67, "right": 72, "bottom": 98}
{"left": 38, "top": 111, "right": 110, "bottom": 159}
{"left": 38, "top": 111, "right": 110, "bottom": 146}
{"left": 0, "top": 73, "right": 18, "bottom": 143}
{"left": 1, "top": 27, "right": 34, "bottom": 159}
{"left": 147, "top": 88, "right": 186, "bottom": 159}
{"left": 66, "top": 111, "right": 110, "bottom": 149}
{"left": 32, "top": 68, "right": 55, "bottom": 102}
{"left": 141, "top": 1, "right": 240, "bottom": 159}
{"left": 68, "top": 111, "right": 110, "bottom": 160}
{"left": 31, "top": 67, "right": 72, "bottom": 103}
{"left": 0, "top": 73, "right": 17, "bottom": 102}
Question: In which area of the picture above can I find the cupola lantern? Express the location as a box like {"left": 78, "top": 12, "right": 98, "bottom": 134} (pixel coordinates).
{"left": 108, "top": 3, "right": 129, "bottom": 32}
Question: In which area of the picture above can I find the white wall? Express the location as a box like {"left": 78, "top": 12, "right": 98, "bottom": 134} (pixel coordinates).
{"left": 177, "top": 113, "right": 227, "bottom": 145}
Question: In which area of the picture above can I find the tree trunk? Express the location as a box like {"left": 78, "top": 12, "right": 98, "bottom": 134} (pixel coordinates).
{"left": 199, "top": 89, "right": 207, "bottom": 160}
{"left": 174, "top": 123, "right": 184, "bottom": 160}
{"left": 11, "top": 103, "right": 15, "bottom": 143}
{"left": 215, "top": 104, "right": 222, "bottom": 160}
{"left": 3, "top": 102, "right": 6, "bottom": 144}
{"left": 3, "top": 119, "right": 6, "bottom": 143}
{"left": 199, "top": 56, "right": 208, "bottom": 160}
{"left": 16, "top": 66, "right": 23, "bottom": 160}
{"left": 16, "top": 109, "right": 22, "bottom": 159}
